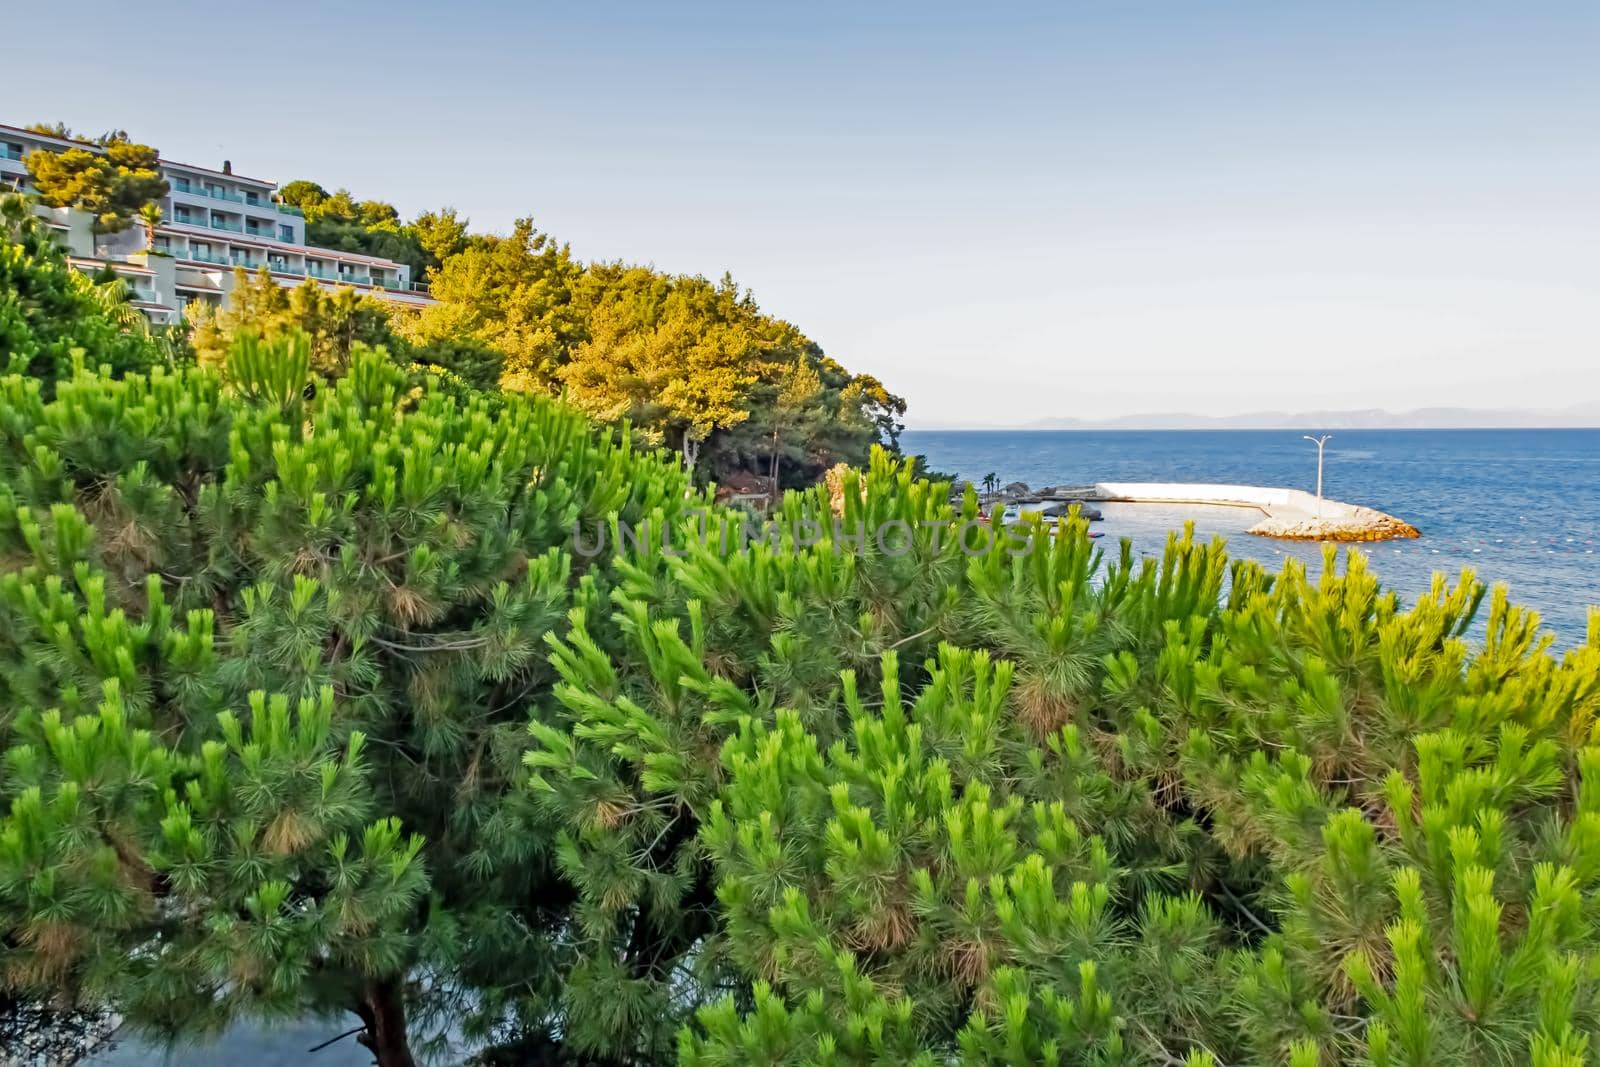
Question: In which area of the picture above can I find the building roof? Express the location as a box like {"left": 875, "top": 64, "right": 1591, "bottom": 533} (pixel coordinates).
{"left": 0, "top": 121, "right": 277, "bottom": 190}
{"left": 68, "top": 256, "right": 155, "bottom": 276}
{"left": 159, "top": 158, "right": 276, "bottom": 190}
{"left": 0, "top": 122, "right": 102, "bottom": 152}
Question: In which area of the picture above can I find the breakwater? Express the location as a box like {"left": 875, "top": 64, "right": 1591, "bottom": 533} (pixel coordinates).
{"left": 1018, "top": 482, "right": 1421, "bottom": 542}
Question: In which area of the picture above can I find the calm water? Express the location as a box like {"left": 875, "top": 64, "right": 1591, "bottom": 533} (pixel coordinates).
{"left": 902, "top": 429, "right": 1600, "bottom": 647}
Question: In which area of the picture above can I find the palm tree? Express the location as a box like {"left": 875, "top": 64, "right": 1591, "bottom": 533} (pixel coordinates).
{"left": 137, "top": 202, "right": 162, "bottom": 252}
{"left": 981, "top": 472, "right": 999, "bottom": 502}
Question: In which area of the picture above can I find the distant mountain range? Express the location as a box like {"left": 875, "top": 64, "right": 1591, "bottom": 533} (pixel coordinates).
{"left": 920, "top": 404, "right": 1600, "bottom": 432}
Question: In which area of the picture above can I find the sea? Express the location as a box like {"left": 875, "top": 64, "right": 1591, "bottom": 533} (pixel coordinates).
{"left": 901, "top": 428, "right": 1600, "bottom": 649}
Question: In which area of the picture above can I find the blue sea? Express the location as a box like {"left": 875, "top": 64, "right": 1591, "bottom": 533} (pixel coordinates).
{"left": 900, "top": 429, "right": 1600, "bottom": 648}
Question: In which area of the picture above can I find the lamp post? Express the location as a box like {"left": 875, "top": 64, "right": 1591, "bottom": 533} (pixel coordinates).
{"left": 1303, "top": 434, "right": 1332, "bottom": 518}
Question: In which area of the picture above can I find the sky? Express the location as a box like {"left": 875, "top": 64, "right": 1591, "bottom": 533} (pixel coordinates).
{"left": 7, "top": 2, "right": 1597, "bottom": 427}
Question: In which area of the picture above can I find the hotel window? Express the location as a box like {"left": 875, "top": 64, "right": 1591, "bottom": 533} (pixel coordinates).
{"left": 174, "top": 177, "right": 192, "bottom": 192}
{"left": 245, "top": 192, "right": 261, "bottom": 205}
{"left": 279, "top": 224, "right": 293, "bottom": 241}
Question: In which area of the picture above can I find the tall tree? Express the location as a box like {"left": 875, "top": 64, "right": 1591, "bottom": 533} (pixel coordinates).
{"left": 276, "top": 179, "right": 329, "bottom": 212}
{"left": 408, "top": 207, "right": 470, "bottom": 271}
{"left": 136, "top": 202, "right": 162, "bottom": 251}
{"left": 765, "top": 356, "right": 823, "bottom": 490}
{"left": 188, "top": 267, "right": 396, "bottom": 374}
{"left": 559, "top": 278, "right": 758, "bottom": 473}
{"left": 25, "top": 134, "right": 168, "bottom": 234}
{"left": 0, "top": 328, "right": 702, "bottom": 1066}
{"left": 402, "top": 217, "right": 587, "bottom": 391}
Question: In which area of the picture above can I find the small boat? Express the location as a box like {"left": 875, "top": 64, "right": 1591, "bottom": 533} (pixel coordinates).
{"left": 1087, "top": 531, "right": 1105, "bottom": 539}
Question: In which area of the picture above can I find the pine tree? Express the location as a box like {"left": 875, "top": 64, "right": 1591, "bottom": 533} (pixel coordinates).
{"left": 533, "top": 453, "right": 1600, "bottom": 1064}
{"left": 0, "top": 193, "right": 174, "bottom": 390}
{"left": 7, "top": 209, "right": 1600, "bottom": 1064}
{"left": 24, "top": 135, "right": 168, "bottom": 235}
{"left": 0, "top": 323, "right": 702, "bottom": 1064}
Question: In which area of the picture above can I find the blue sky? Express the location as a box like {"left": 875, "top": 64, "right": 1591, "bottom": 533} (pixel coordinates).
{"left": 10, "top": 2, "right": 1598, "bottom": 425}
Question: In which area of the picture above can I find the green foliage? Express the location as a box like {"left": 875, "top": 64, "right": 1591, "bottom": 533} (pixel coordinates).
{"left": 135, "top": 202, "right": 162, "bottom": 251}
{"left": 276, "top": 182, "right": 432, "bottom": 280}
{"left": 528, "top": 454, "right": 1600, "bottom": 1065}
{"left": 358, "top": 209, "right": 904, "bottom": 483}
{"left": 402, "top": 335, "right": 505, "bottom": 394}
{"left": 10, "top": 158, "right": 1600, "bottom": 1067}
{"left": 185, "top": 267, "right": 504, "bottom": 396}
{"left": 188, "top": 267, "right": 397, "bottom": 375}
{"left": 559, "top": 273, "right": 760, "bottom": 472}
{"left": 24, "top": 134, "right": 168, "bottom": 235}
{"left": 1, "top": 684, "right": 426, "bottom": 1034}
{"left": 409, "top": 208, "right": 471, "bottom": 265}
{"left": 276, "top": 179, "right": 330, "bottom": 212}
{"left": 0, "top": 194, "right": 177, "bottom": 392}
{"left": 17, "top": 118, "right": 902, "bottom": 489}
{"left": 0, "top": 330, "right": 703, "bottom": 1065}
{"left": 23, "top": 122, "right": 74, "bottom": 140}
{"left": 403, "top": 216, "right": 587, "bottom": 389}
{"left": 5, "top": 316, "right": 1600, "bottom": 1064}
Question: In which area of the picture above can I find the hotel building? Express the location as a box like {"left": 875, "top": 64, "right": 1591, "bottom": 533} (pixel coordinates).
{"left": 1, "top": 122, "right": 435, "bottom": 325}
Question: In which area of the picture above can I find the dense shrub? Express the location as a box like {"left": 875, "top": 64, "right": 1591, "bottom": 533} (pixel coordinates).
{"left": 3, "top": 233, "right": 1600, "bottom": 1066}
{"left": 0, "top": 194, "right": 178, "bottom": 391}
{"left": 537, "top": 459, "right": 1600, "bottom": 1066}
{"left": 0, "top": 333, "right": 700, "bottom": 1066}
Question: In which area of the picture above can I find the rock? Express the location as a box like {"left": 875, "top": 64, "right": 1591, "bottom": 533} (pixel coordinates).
{"left": 0, "top": 996, "right": 118, "bottom": 1067}
{"left": 1011, "top": 501, "right": 1103, "bottom": 522}
{"left": 1248, "top": 514, "right": 1421, "bottom": 542}
{"left": 1040, "top": 485, "right": 1100, "bottom": 500}
{"left": 1000, "top": 481, "right": 1031, "bottom": 498}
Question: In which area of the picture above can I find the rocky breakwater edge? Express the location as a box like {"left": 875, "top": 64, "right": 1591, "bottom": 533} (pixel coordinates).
{"left": 0, "top": 997, "right": 118, "bottom": 1067}
{"left": 963, "top": 481, "right": 1419, "bottom": 543}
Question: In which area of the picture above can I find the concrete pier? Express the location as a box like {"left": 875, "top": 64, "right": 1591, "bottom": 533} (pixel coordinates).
{"left": 1038, "top": 482, "right": 1421, "bottom": 542}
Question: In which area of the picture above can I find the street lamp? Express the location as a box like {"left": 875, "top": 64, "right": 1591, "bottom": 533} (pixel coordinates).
{"left": 1303, "top": 434, "right": 1332, "bottom": 518}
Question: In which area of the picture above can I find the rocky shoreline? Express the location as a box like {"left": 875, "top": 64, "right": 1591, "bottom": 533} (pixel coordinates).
{"left": 964, "top": 480, "right": 1420, "bottom": 543}
{"left": 0, "top": 998, "right": 117, "bottom": 1067}
{"left": 963, "top": 482, "right": 1105, "bottom": 521}
{"left": 1246, "top": 511, "right": 1421, "bottom": 542}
